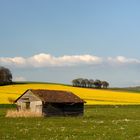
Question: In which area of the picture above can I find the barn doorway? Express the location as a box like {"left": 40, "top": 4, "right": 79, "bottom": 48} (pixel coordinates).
{"left": 25, "top": 102, "right": 30, "bottom": 109}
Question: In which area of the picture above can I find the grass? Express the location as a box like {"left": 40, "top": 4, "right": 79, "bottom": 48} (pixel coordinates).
{"left": 1, "top": 82, "right": 140, "bottom": 139}
{"left": 1, "top": 82, "right": 140, "bottom": 105}
{"left": 0, "top": 104, "right": 140, "bottom": 140}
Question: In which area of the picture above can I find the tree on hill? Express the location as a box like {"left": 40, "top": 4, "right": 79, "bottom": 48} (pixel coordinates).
{"left": 101, "top": 81, "right": 109, "bottom": 88}
{"left": 84, "top": 79, "right": 90, "bottom": 88}
{"left": 0, "top": 67, "right": 12, "bottom": 85}
{"left": 89, "top": 79, "right": 94, "bottom": 88}
{"left": 81, "top": 79, "right": 86, "bottom": 87}
{"left": 72, "top": 79, "right": 80, "bottom": 87}
{"left": 93, "top": 79, "right": 102, "bottom": 88}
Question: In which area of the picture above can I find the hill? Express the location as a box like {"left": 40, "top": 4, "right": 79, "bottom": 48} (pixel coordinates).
{"left": 0, "top": 82, "right": 140, "bottom": 105}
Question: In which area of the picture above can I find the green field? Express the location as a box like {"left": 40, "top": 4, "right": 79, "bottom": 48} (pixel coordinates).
{"left": 1, "top": 105, "right": 140, "bottom": 140}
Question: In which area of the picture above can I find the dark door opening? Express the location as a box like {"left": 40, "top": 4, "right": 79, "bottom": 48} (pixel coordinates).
{"left": 26, "top": 102, "right": 30, "bottom": 109}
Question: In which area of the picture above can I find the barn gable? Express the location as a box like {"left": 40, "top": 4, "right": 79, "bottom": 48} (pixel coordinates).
{"left": 16, "top": 90, "right": 41, "bottom": 103}
{"left": 15, "top": 90, "right": 42, "bottom": 113}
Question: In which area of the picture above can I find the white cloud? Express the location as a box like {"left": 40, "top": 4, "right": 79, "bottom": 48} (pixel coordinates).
{"left": 14, "top": 76, "right": 27, "bottom": 81}
{"left": 0, "top": 53, "right": 102, "bottom": 68}
{"left": 0, "top": 57, "right": 26, "bottom": 67}
{"left": 0, "top": 53, "right": 140, "bottom": 68}
{"left": 108, "top": 56, "right": 140, "bottom": 64}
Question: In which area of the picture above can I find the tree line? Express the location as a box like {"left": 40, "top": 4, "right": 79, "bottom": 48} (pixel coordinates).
{"left": 72, "top": 78, "right": 109, "bottom": 88}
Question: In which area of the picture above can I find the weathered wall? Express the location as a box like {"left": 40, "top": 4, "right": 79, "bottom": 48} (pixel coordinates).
{"left": 42, "top": 103, "right": 84, "bottom": 116}
{"left": 16, "top": 90, "right": 42, "bottom": 113}
{"left": 30, "top": 101, "right": 42, "bottom": 113}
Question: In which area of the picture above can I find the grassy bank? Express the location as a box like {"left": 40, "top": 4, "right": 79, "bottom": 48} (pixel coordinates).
{"left": 0, "top": 105, "right": 140, "bottom": 140}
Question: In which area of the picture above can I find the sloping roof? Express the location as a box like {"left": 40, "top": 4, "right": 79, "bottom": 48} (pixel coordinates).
{"left": 15, "top": 89, "right": 86, "bottom": 103}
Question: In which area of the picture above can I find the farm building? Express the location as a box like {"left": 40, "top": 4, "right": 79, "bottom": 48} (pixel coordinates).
{"left": 15, "top": 89, "right": 86, "bottom": 116}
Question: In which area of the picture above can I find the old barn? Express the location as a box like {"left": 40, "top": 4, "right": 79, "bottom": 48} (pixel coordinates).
{"left": 15, "top": 89, "right": 85, "bottom": 116}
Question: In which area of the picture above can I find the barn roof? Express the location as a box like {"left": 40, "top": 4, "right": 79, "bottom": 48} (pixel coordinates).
{"left": 15, "top": 89, "right": 86, "bottom": 103}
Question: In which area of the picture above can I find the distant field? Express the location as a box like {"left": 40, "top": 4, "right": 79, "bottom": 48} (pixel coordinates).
{"left": 0, "top": 83, "right": 140, "bottom": 105}
{"left": 110, "top": 86, "right": 140, "bottom": 93}
{"left": 1, "top": 105, "right": 140, "bottom": 140}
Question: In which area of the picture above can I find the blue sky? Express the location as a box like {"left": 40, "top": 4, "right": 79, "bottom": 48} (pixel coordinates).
{"left": 1, "top": 0, "right": 140, "bottom": 87}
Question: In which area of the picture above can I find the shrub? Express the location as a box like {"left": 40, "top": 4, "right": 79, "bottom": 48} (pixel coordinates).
{"left": 8, "top": 98, "right": 15, "bottom": 104}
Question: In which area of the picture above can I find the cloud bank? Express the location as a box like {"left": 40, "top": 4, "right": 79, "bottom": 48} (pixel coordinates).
{"left": 0, "top": 53, "right": 102, "bottom": 67}
{"left": 0, "top": 53, "right": 140, "bottom": 68}
{"left": 14, "top": 76, "right": 27, "bottom": 81}
{"left": 108, "top": 56, "right": 140, "bottom": 64}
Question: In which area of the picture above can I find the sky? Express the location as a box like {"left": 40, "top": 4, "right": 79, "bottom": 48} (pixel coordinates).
{"left": 0, "top": 0, "right": 140, "bottom": 87}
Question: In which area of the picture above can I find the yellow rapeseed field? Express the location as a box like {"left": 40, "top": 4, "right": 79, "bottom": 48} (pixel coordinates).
{"left": 0, "top": 83, "right": 140, "bottom": 105}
